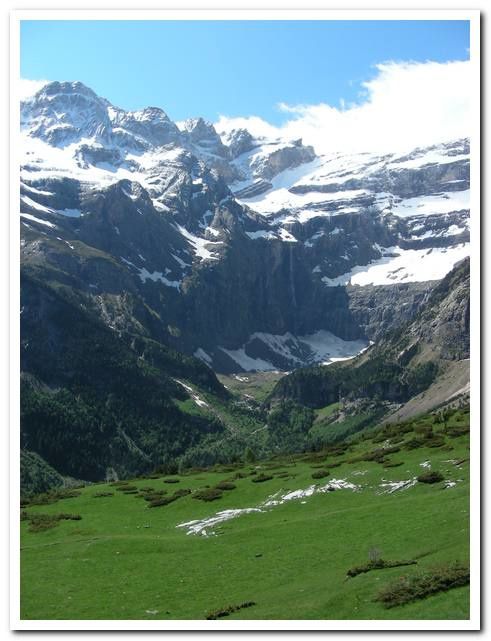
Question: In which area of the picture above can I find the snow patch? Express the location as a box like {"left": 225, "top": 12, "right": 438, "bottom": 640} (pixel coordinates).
{"left": 20, "top": 213, "right": 56, "bottom": 228}
{"left": 322, "top": 243, "right": 470, "bottom": 287}
{"left": 378, "top": 478, "right": 418, "bottom": 494}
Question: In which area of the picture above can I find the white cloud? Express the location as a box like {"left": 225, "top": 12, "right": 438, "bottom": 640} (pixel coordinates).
{"left": 18, "top": 78, "right": 50, "bottom": 101}
{"left": 215, "top": 60, "right": 471, "bottom": 154}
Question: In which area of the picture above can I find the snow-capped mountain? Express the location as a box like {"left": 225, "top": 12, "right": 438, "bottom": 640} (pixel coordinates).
{"left": 20, "top": 81, "right": 470, "bottom": 372}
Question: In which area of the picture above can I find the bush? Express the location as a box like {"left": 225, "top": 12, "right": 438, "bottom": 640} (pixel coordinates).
{"left": 215, "top": 481, "right": 236, "bottom": 491}
{"left": 193, "top": 488, "right": 223, "bottom": 502}
{"left": 27, "top": 488, "right": 82, "bottom": 506}
{"left": 404, "top": 437, "right": 426, "bottom": 450}
{"left": 311, "top": 469, "right": 330, "bottom": 480}
{"left": 163, "top": 478, "right": 180, "bottom": 484}
{"left": 383, "top": 461, "right": 404, "bottom": 468}
{"left": 93, "top": 492, "right": 114, "bottom": 498}
{"left": 376, "top": 563, "right": 469, "bottom": 608}
{"left": 21, "top": 511, "right": 81, "bottom": 532}
{"left": 417, "top": 471, "right": 444, "bottom": 484}
{"left": 347, "top": 558, "right": 416, "bottom": 578}
{"left": 141, "top": 490, "right": 168, "bottom": 502}
{"left": 147, "top": 488, "right": 190, "bottom": 507}
{"left": 251, "top": 473, "right": 273, "bottom": 483}
{"left": 173, "top": 488, "right": 191, "bottom": 498}
{"left": 206, "top": 601, "right": 256, "bottom": 620}
{"left": 116, "top": 485, "right": 138, "bottom": 492}
{"left": 325, "top": 461, "right": 343, "bottom": 469}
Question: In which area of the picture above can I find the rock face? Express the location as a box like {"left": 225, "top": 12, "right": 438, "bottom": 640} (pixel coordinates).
{"left": 20, "top": 81, "right": 471, "bottom": 373}
{"left": 269, "top": 258, "right": 470, "bottom": 409}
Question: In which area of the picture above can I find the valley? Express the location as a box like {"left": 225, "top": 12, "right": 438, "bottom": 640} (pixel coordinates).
{"left": 18, "top": 80, "right": 472, "bottom": 623}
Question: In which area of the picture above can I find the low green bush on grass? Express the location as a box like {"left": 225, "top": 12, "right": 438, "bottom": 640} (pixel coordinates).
{"left": 93, "top": 492, "right": 114, "bottom": 498}
{"left": 193, "top": 488, "right": 223, "bottom": 502}
{"left": 251, "top": 473, "right": 273, "bottom": 483}
{"left": 215, "top": 481, "right": 236, "bottom": 491}
{"left": 417, "top": 471, "right": 444, "bottom": 484}
{"left": 21, "top": 511, "right": 81, "bottom": 532}
{"left": 24, "top": 488, "right": 82, "bottom": 507}
{"left": 375, "top": 563, "right": 469, "bottom": 608}
{"left": 140, "top": 491, "right": 168, "bottom": 502}
{"left": 148, "top": 489, "right": 190, "bottom": 508}
{"left": 116, "top": 485, "right": 139, "bottom": 493}
{"left": 347, "top": 558, "right": 417, "bottom": 578}
{"left": 163, "top": 478, "right": 180, "bottom": 484}
{"left": 311, "top": 469, "right": 330, "bottom": 480}
{"left": 383, "top": 461, "right": 404, "bottom": 468}
{"left": 206, "top": 601, "right": 256, "bottom": 620}
{"left": 325, "top": 461, "right": 343, "bottom": 469}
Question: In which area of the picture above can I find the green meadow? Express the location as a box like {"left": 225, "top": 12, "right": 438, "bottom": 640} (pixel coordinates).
{"left": 20, "top": 409, "right": 470, "bottom": 621}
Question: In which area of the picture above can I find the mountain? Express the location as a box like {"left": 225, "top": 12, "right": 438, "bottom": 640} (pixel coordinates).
{"left": 267, "top": 258, "right": 470, "bottom": 445}
{"left": 19, "top": 81, "right": 471, "bottom": 484}
{"left": 20, "top": 81, "right": 470, "bottom": 372}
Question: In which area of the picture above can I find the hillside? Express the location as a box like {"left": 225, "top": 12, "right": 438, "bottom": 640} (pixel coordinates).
{"left": 20, "top": 406, "right": 470, "bottom": 620}
{"left": 267, "top": 259, "right": 469, "bottom": 444}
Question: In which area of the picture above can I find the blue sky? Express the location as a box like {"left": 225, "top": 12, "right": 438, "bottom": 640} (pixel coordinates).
{"left": 20, "top": 20, "right": 469, "bottom": 124}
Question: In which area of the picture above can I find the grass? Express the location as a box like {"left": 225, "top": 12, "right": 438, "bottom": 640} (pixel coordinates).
{"left": 375, "top": 563, "right": 470, "bottom": 608}
{"left": 20, "top": 409, "right": 470, "bottom": 620}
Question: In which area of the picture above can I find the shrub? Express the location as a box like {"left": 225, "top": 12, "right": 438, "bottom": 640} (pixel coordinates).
{"left": 93, "top": 492, "right": 114, "bottom": 498}
{"left": 206, "top": 601, "right": 256, "bottom": 620}
{"left": 193, "top": 488, "right": 223, "bottom": 502}
{"left": 417, "top": 471, "right": 444, "bottom": 484}
{"left": 141, "top": 491, "right": 168, "bottom": 502}
{"left": 347, "top": 558, "right": 416, "bottom": 578}
{"left": 325, "top": 461, "right": 343, "bottom": 469}
{"left": 251, "top": 473, "right": 273, "bottom": 483}
{"left": 27, "top": 488, "right": 82, "bottom": 506}
{"left": 376, "top": 563, "right": 469, "bottom": 608}
{"left": 173, "top": 488, "right": 191, "bottom": 498}
{"left": 311, "top": 469, "right": 330, "bottom": 480}
{"left": 383, "top": 461, "right": 404, "bottom": 468}
{"left": 21, "top": 511, "right": 81, "bottom": 532}
{"left": 215, "top": 481, "right": 236, "bottom": 491}
{"left": 116, "top": 485, "right": 138, "bottom": 492}
{"left": 232, "top": 471, "right": 248, "bottom": 480}
{"left": 404, "top": 437, "right": 426, "bottom": 450}
{"left": 163, "top": 478, "right": 180, "bottom": 484}
{"left": 147, "top": 489, "right": 189, "bottom": 507}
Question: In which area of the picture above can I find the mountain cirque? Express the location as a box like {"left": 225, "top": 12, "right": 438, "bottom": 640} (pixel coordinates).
{"left": 20, "top": 81, "right": 470, "bottom": 373}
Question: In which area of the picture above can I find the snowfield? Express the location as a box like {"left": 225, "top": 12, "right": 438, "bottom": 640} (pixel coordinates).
{"left": 321, "top": 243, "right": 470, "bottom": 287}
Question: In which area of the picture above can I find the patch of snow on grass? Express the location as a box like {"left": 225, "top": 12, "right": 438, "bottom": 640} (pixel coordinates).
{"left": 177, "top": 478, "right": 360, "bottom": 536}
{"left": 177, "top": 508, "right": 264, "bottom": 537}
{"left": 378, "top": 478, "right": 418, "bottom": 494}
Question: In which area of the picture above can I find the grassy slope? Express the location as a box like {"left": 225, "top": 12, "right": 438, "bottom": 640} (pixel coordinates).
{"left": 20, "top": 410, "right": 469, "bottom": 621}
{"left": 217, "top": 372, "right": 285, "bottom": 403}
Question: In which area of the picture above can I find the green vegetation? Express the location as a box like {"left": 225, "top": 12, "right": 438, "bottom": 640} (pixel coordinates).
{"left": 417, "top": 471, "right": 445, "bottom": 484}
{"left": 311, "top": 469, "right": 330, "bottom": 480}
{"left": 376, "top": 563, "right": 470, "bottom": 608}
{"left": 347, "top": 558, "right": 417, "bottom": 578}
{"left": 206, "top": 601, "right": 256, "bottom": 620}
{"left": 20, "top": 407, "right": 470, "bottom": 620}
